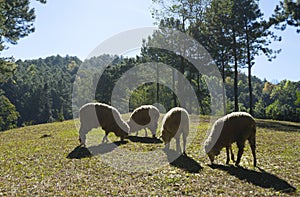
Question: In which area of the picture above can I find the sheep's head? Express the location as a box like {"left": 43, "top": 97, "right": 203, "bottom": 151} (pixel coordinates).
{"left": 204, "top": 141, "right": 220, "bottom": 164}
{"left": 207, "top": 151, "right": 215, "bottom": 163}
{"left": 207, "top": 148, "right": 220, "bottom": 164}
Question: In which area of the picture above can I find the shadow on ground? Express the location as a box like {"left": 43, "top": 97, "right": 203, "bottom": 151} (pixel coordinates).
{"left": 209, "top": 164, "right": 296, "bottom": 193}
{"left": 256, "top": 119, "right": 300, "bottom": 132}
{"left": 164, "top": 149, "right": 203, "bottom": 173}
{"left": 67, "top": 141, "right": 127, "bottom": 159}
{"left": 67, "top": 145, "right": 92, "bottom": 159}
{"left": 128, "top": 136, "right": 163, "bottom": 144}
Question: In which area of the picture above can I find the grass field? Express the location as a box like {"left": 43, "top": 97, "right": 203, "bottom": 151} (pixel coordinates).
{"left": 0, "top": 115, "right": 299, "bottom": 196}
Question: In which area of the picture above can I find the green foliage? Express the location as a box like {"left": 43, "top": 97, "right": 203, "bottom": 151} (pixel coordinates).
{"left": 296, "top": 90, "right": 300, "bottom": 107}
{"left": 0, "top": 0, "right": 46, "bottom": 85}
{"left": 1, "top": 52, "right": 299, "bottom": 129}
{"left": 0, "top": 93, "right": 19, "bottom": 131}
{"left": 265, "top": 80, "right": 300, "bottom": 121}
{"left": 0, "top": 0, "right": 46, "bottom": 128}
{"left": 0, "top": 58, "right": 16, "bottom": 83}
{"left": 275, "top": 0, "right": 300, "bottom": 33}
{"left": 1, "top": 55, "right": 81, "bottom": 126}
{"left": 253, "top": 98, "right": 266, "bottom": 119}
{"left": 151, "top": 0, "right": 282, "bottom": 114}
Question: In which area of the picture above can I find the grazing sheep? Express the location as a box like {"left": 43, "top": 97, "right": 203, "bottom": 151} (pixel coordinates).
{"left": 79, "top": 103, "right": 129, "bottom": 146}
{"left": 127, "top": 105, "right": 160, "bottom": 138}
{"left": 204, "top": 112, "right": 256, "bottom": 167}
{"left": 160, "top": 107, "right": 189, "bottom": 154}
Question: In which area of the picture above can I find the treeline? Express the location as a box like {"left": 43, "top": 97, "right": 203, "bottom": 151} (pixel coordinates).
{"left": 1, "top": 55, "right": 81, "bottom": 130}
{"left": 0, "top": 54, "right": 299, "bottom": 131}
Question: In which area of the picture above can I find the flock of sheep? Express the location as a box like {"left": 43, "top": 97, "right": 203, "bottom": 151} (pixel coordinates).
{"left": 78, "top": 102, "right": 257, "bottom": 167}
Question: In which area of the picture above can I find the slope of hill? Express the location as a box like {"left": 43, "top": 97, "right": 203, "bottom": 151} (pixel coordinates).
{"left": 0, "top": 117, "right": 299, "bottom": 196}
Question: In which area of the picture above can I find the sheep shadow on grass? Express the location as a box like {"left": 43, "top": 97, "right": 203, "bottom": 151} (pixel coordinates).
{"left": 67, "top": 145, "right": 92, "bottom": 159}
{"left": 128, "top": 136, "right": 163, "bottom": 144}
{"left": 163, "top": 149, "right": 203, "bottom": 173}
{"left": 67, "top": 141, "right": 127, "bottom": 159}
{"left": 209, "top": 164, "right": 296, "bottom": 194}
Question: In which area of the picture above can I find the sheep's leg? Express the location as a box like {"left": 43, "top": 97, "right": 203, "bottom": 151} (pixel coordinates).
{"left": 226, "top": 146, "right": 230, "bottom": 164}
{"left": 175, "top": 137, "right": 181, "bottom": 154}
{"left": 79, "top": 127, "right": 86, "bottom": 147}
{"left": 102, "top": 131, "right": 109, "bottom": 144}
{"left": 182, "top": 131, "right": 187, "bottom": 155}
{"left": 230, "top": 146, "right": 235, "bottom": 162}
{"left": 235, "top": 142, "right": 245, "bottom": 166}
{"left": 248, "top": 134, "right": 257, "bottom": 167}
{"left": 144, "top": 128, "right": 148, "bottom": 137}
{"left": 151, "top": 123, "right": 158, "bottom": 138}
{"left": 165, "top": 142, "right": 170, "bottom": 150}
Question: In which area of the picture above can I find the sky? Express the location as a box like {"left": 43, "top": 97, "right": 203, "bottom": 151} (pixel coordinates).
{"left": 1, "top": 0, "right": 299, "bottom": 82}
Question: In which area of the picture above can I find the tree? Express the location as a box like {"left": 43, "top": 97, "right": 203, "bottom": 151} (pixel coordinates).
{"left": 266, "top": 80, "right": 300, "bottom": 121}
{"left": 0, "top": 92, "right": 19, "bottom": 131}
{"left": 151, "top": 0, "right": 209, "bottom": 110}
{"left": 0, "top": 0, "right": 46, "bottom": 78}
{"left": 273, "top": 0, "right": 300, "bottom": 33}
{"left": 239, "top": 0, "right": 281, "bottom": 115}
{"left": 296, "top": 90, "right": 300, "bottom": 107}
{"left": 196, "top": 0, "right": 233, "bottom": 114}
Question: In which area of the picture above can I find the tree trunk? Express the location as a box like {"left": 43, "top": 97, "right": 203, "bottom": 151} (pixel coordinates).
{"left": 221, "top": 50, "right": 227, "bottom": 115}
{"left": 245, "top": 23, "right": 253, "bottom": 115}
{"left": 248, "top": 65, "right": 253, "bottom": 115}
{"left": 156, "top": 62, "right": 159, "bottom": 104}
{"left": 172, "top": 69, "right": 177, "bottom": 107}
{"left": 232, "top": 28, "right": 239, "bottom": 112}
{"left": 197, "top": 73, "right": 205, "bottom": 114}
{"left": 177, "top": 55, "right": 185, "bottom": 108}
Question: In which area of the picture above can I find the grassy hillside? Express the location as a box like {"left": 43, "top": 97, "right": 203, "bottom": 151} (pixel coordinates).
{"left": 0, "top": 115, "right": 299, "bottom": 196}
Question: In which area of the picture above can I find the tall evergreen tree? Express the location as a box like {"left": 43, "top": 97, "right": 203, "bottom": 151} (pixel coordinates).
{"left": 273, "top": 0, "right": 300, "bottom": 33}
{"left": 239, "top": 0, "right": 281, "bottom": 115}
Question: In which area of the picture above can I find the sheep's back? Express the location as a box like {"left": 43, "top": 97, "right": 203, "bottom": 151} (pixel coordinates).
{"left": 94, "top": 104, "right": 114, "bottom": 126}
{"left": 79, "top": 103, "right": 124, "bottom": 130}
{"left": 130, "top": 105, "right": 159, "bottom": 126}
{"left": 79, "top": 103, "right": 100, "bottom": 130}
{"left": 162, "top": 107, "right": 189, "bottom": 137}
{"left": 131, "top": 108, "right": 151, "bottom": 126}
{"left": 217, "top": 112, "right": 255, "bottom": 145}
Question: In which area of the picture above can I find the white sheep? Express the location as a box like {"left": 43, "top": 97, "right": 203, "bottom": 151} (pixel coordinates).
{"left": 78, "top": 103, "right": 129, "bottom": 146}
{"left": 204, "top": 112, "right": 257, "bottom": 167}
{"left": 160, "top": 107, "right": 189, "bottom": 154}
{"left": 127, "top": 105, "right": 160, "bottom": 138}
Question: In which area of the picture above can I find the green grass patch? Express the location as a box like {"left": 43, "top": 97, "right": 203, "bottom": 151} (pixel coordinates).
{"left": 0, "top": 116, "right": 299, "bottom": 196}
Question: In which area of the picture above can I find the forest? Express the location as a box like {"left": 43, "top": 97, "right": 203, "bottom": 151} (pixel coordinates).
{"left": 0, "top": 0, "right": 300, "bottom": 131}
{"left": 0, "top": 53, "right": 299, "bottom": 131}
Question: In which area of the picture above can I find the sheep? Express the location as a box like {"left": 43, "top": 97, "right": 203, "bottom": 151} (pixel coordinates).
{"left": 160, "top": 107, "right": 189, "bottom": 155}
{"left": 127, "top": 105, "right": 160, "bottom": 138}
{"left": 78, "top": 103, "right": 129, "bottom": 146}
{"left": 204, "top": 112, "right": 257, "bottom": 167}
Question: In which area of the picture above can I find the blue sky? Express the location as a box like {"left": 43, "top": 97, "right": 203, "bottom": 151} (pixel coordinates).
{"left": 1, "top": 0, "right": 299, "bottom": 82}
